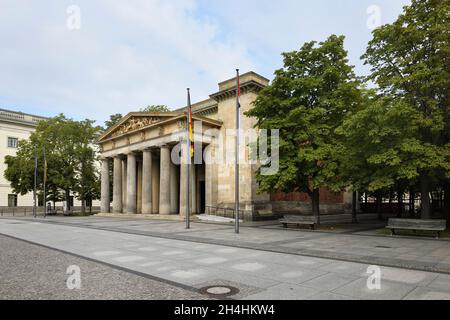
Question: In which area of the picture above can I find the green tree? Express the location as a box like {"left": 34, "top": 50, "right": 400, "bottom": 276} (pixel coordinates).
{"left": 362, "top": 0, "right": 450, "bottom": 218}
{"left": 140, "top": 105, "right": 170, "bottom": 112}
{"left": 246, "top": 35, "right": 363, "bottom": 221}
{"left": 72, "top": 119, "right": 102, "bottom": 213}
{"left": 336, "top": 97, "right": 422, "bottom": 191}
{"left": 335, "top": 97, "right": 444, "bottom": 221}
{"left": 104, "top": 113, "right": 122, "bottom": 129}
{"left": 5, "top": 114, "right": 101, "bottom": 212}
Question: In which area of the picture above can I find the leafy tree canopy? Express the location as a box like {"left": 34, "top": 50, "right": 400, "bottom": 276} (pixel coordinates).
{"left": 140, "top": 105, "right": 170, "bottom": 113}
{"left": 104, "top": 113, "right": 122, "bottom": 130}
{"left": 362, "top": 0, "right": 450, "bottom": 218}
{"left": 246, "top": 35, "right": 363, "bottom": 215}
{"left": 4, "top": 114, "right": 101, "bottom": 210}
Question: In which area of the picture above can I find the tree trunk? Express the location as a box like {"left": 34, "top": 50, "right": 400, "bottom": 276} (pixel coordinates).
{"left": 352, "top": 191, "right": 358, "bottom": 223}
{"left": 409, "top": 188, "right": 415, "bottom": 218}
{"left": 65, "top": 189, "right": 71, "bottom": 214}
{"left": 420, "top": 174, "right": 431, "bottom": 219}
{"left": 80, "top": 193, "right": 86, "bottom": 214}
{"left": 376, "top": 191, "right": 382, "bottom": 221}
{"left": 311, "top": 188, "right": 320, "bottom": 225}
{"left": 397, "top": 187, "right": 403, "bottom": 218}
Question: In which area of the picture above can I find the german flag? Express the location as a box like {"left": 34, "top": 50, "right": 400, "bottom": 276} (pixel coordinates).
{"left": 187, "top": 88, "right": 194, "bottom": 158}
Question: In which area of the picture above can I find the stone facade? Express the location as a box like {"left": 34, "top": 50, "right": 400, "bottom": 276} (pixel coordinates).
{"left": 0, "top": 109, "right": 101, "bottom": 210}
{"left": 97, "top": 72, "right": 352, "bottom": 220}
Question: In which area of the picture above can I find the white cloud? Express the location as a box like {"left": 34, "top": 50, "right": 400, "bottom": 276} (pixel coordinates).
{"left": 0, "top": 0, "right": 410, "bottom": 125}
{"left": 0, "top": 0, "right": 254, "bottom": 124}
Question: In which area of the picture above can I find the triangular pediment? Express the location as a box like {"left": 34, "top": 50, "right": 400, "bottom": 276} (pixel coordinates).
{"left": 97, "top": 111, "right": 223, "bottom": 144}
{"left": 98, "top": 112, "right": 183, "bottom": 142}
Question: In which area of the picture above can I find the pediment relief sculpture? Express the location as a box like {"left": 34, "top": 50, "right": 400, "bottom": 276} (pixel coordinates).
{"left": 112, "top": 117, "right": 161, "bottom": 137}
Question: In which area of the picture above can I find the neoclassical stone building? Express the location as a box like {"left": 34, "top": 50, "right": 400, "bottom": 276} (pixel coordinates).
{"left": 97, "top": 72, "right": 353, "bottom": 220}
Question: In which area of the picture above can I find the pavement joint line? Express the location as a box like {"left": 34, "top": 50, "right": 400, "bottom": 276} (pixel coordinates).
{"left": 263, "top": 234, "right": 332, "bottom": 246}
{"left": 2, "top": 217, "right": 449, "bottom": 275}
{"left": 339, "top": 226, "right": 387, "bottom": 234}
{"left": 169, "top": 226, "right": 247, "bottom": 235}
{"left": 6, "top": 216, "right": 449, "bottom": 242}
{"left": 399, "top": 283, "right": 423, "bottom": 300}
{"left": 0, "top": 232, "right": 219, "bottom": 299}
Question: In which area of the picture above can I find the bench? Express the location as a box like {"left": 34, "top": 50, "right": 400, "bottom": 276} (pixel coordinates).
{"left": 279, "top": 215, "right": 319, "bottom": 230}
{"left": 386, "top": 218, "right": 446, "bottom": 239}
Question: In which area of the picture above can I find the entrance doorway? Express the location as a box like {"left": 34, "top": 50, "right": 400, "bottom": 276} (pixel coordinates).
{"left": 199, "top": 181, "right": 206, "bottom": 214}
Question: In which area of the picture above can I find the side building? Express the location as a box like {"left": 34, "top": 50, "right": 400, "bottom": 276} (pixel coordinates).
{"left": 0, "top": 109, "right": 45, "bottom": 208}
{"left": 0, "top": 108, "right": 100, "bottom": 212}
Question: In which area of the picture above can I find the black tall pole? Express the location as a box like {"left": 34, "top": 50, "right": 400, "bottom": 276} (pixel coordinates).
{"left": 186, "top": 88, "right": 191, "bottom": 229}
{"left": 43, "top": 146, "right": 47, "bottom": 218}
{"left": 235, "top": 69, "right": 240, "bottom": 234}
{"left": 33, "top": 149, "right": 37, "bottom": 218}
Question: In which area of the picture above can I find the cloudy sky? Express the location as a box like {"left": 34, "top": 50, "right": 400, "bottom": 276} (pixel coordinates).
{"left": 0, "top": 0, "right": 410, "bottom": 125}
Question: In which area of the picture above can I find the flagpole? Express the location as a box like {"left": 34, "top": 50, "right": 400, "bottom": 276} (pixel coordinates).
{"left": 33, "top": 148, "right": 37, "bottom": 218}
{"left": 235, "top": 69, "right": 240, "bottom": 234}
{"left": 43, "top": 146, "right": 47, "bottom": 218}
{"left": 186, "top": 88, "right": 191, "bottom": 229}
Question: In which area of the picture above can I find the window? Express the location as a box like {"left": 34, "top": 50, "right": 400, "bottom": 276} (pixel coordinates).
{"left": 8, "top": 194, "right": 17, "bottom": 207}
{"left": 7, "top": 137, "right": 18, "bottom": 148}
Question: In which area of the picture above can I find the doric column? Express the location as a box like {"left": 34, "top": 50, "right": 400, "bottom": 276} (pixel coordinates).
{"left": 126, "top": 152, "right": 137, "bottom": 214}
{"left": 112, "top": 156, "right": 123, "bottom": 213}
{"left": 159, "top": 145, "right": 171, "bottom": 214}
{"left": 191, "top": 164, "right": 197, "bottom": 214}
{"left": 100, "top": 158, "right": 110, "bottom": 213}
{"left": 170, "top": 160, "right": 179, "bottom": 214}
{"left": 142, "top": 149, "right": 153, "bottom": 214}
{"left": 122, "top": 159, "right": 127, "bottom": 209}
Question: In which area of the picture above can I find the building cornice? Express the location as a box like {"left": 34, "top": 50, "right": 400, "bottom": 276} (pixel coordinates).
{"left": 209, "top": 80, "right": 266, "bottom": 102}
{"left": 0, "top": 109, "right": 48, "bottom": 127}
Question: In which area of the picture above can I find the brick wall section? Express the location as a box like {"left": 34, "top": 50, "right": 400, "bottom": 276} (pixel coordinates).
{"left": 271, "top": 188, "right": 344, "bottom": 204}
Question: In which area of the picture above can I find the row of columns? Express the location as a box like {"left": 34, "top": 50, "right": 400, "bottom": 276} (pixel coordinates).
{"left": 101, "top": 146, "right": 181, "bottom": 215}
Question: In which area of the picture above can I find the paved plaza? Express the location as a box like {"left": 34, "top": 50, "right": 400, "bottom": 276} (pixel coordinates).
{"left": 0, "top": 216, "right": 449, "bottom": 300}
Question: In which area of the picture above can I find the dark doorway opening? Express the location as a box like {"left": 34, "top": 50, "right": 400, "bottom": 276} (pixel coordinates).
{"left": 199, "top": 181, "right": 206, "bottom": 214}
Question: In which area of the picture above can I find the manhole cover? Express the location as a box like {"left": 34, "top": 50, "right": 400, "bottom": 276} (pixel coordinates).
{"left": 199, "top": 285, "right": 239, "bottom": 297}
{"left": 207, "top": 287, "right": 232, "bottom": 295}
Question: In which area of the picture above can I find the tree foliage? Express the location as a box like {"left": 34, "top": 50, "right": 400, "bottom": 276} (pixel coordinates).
{"left": 140, "top": 105, "right": 170, "bottom": 113}
{"left": 361, "top": 0, "right": 450, "bottom": 218}
{"left": 246, "top": 35, "right": 363, "bottom": 217}
{"left": 4, "top": 114, "right": 101, "bottom": 211}
{"left": 104, "top": 113, "right": 122, "bottom": 130}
